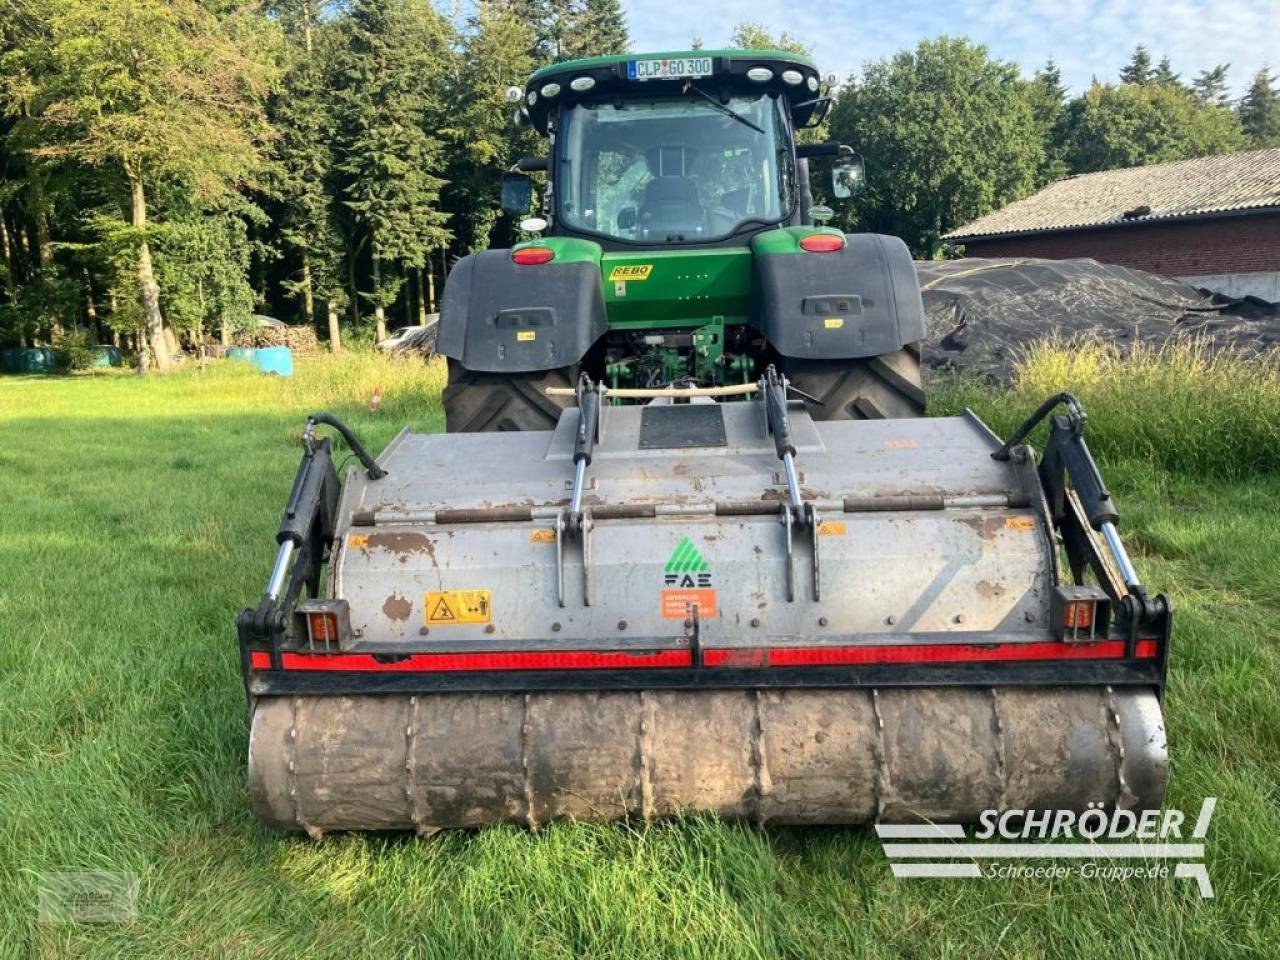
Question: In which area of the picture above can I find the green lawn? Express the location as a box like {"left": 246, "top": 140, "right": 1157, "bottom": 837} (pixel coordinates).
{"left": 1, "top": 350, "right": 1278, "bottom": 958}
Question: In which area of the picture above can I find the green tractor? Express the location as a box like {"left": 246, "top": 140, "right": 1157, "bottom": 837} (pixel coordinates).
{"left": 439, "top": 49, "right": 926, "bottom": 430}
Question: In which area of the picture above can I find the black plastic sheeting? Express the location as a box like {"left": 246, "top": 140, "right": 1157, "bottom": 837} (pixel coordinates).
{"left": 915, "top": 257, "right": 1280, "bottom": 382}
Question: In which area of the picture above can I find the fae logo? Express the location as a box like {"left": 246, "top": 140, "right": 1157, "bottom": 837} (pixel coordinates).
{"left": 664, "top": 537, "right": 711, "bottom": 588}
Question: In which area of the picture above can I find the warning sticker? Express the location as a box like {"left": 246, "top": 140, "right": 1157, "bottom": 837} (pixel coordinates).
{"left": 530, "top": 528, "right": 556, "bottom": 543}
{"left": 661, "top": 588, "right": 717, "bottom": 620}
{"left": 608, "top": 263, "right": 653, "bottom": 282}
{"left": 516, "top": 330, "right": 536, "bottom": 342}
{"left": 818, "top": 521, "right": 847, "bottom": 536}
{"left": 1005, "top": 516, "right": 1037, "bottom": 531}
{"left": 347, "top": 534, "right": 370, "bottom": 549}
{"left": 424, "top": 589, "right": 492, "bottom": 625}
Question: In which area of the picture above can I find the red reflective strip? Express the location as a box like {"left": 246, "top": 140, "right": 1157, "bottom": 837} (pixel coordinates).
{"left": 703, "top": 639, "right": 1158, "bottom": 667}
{"left": 250, "top": 639, "right": 1157, "bottom": 673}
{"left": 250, "top": 649, "right": 692, "bottom": 672}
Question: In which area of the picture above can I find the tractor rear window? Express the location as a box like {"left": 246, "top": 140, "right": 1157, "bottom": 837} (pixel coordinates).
{"left": 556, "top": 95, "right": 793, "bottom": 244}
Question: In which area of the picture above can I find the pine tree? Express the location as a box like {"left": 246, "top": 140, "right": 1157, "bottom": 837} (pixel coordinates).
{"left": 269, "top": 7, "right": 348, "bottom": 350}
{"left": 1120, "top": 45, "right": 1154, "bottom": 85}
{"left": 1029, "top": 60, "right": 1069, "bottom": 183}
{"left": 1152, "top": 56, "right": 1181, "bottom": 88}
{"left": 572, "top": 0, "right": 628, "bottom": 58}
{"left": 334, "top": 0, "right": 453, "bottom": 341}
{"left": 441, "top": 3, "right": 538, "bottom": 254}
{"left": 1239, "top": 68, "right": 1280, "bottom": 147}
{"left": 1192, "top": 64, "right": 1231, "bottom": 106}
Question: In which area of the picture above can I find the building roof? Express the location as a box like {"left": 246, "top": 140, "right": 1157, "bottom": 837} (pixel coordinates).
{"left": 946, "top": 148, "right": 1280, "bottom": 241}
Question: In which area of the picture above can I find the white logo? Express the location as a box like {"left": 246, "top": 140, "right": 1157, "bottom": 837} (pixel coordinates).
{"left": 879, "top": 798, "right": 1215, "bottom": 898}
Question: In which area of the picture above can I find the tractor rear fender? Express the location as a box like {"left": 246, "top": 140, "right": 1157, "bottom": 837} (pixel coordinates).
{"left": 437, "top": 244, "right": 607, "bottom": 374}
{"left": 750, "top": 230, "right": 925, "bottom": 360}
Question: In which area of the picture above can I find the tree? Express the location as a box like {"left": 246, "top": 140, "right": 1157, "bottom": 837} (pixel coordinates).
{"left": 442, "top": 4, "right": 538, "bottom": 255}
{"left": 829, "top": 37, "right": 1043, "bottom": 256}
{"left": 570, "top": 0, "right": 628, "bottom": 58}
{"left": 729, "top": 22, "right": 810, "bottom": 55}
{"left": 1062, "top": 81, "right": 1245, "bottom": 172}
{"left": 1239, "top": 68, "right": 1280, "bottom": 147}
{"left": 1029, "top": 60, "right": 1069, "bottom": 183}
{"left": 269, "top": 5, "right": 348, "bottom": 350}
{"left": 333, "top": 0, "right": 453, "bottom": 341}
{"left": 1152, "top": 56, "right": 1181, "bottom": 88}
{"left": 1120, "top": 45, "right": 1154, "bottom": 85}
{"left": 2, "top": 0, "right": 277, "bottom": 369}
{"left": 1192, "top": 64, "right": 1231, "bottom": 106}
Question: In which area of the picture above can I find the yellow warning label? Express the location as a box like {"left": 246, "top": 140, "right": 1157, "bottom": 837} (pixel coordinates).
{"left": 824, "top": 317, "right": 844, "bottom": 329}
{"left": 1005, "top": 516, "right": 1037, "bottom": 532}
{"left": 425, "top": 589, "right": 492, "bottom": 625}
{"left": 818, "top": 521, "right": 847, "bottom": 536}
{"left": 347, "top": 534, "right": 369, "bottom": 549}
{"left": 530, "top": 528, "right": 556, "bottom": 543}
{"left": 608, "top": 263, "right": 653, "bottom": 282}
{"left": 516, "top": 330, "right": 536, "bottom": 342}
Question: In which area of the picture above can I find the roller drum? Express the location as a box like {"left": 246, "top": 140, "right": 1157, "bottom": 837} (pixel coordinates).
{"left": 248, "top": 686, "right": 1167, "bottom": 835}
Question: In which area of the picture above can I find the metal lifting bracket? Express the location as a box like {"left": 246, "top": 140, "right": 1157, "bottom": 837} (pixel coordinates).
{"left": 237, "top": 412, "right": 382, "bottom": 665}
{"left": 555, "top": 374, "right": 601, "bottom": 607}
{"left": 761, "top": 366, "right": 821, "bottom": 602}
{"left": 992, "top": 392, "right": 1168, "bottom": 640}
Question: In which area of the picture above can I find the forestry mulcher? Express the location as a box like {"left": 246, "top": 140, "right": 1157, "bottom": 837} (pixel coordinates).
{"left": 237, "top": 50, "right": 1171, "bottom": 834}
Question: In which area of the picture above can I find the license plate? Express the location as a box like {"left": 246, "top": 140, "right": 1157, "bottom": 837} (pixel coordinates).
{"left": 627, "top": 57, "right": 713, "bottom": 81}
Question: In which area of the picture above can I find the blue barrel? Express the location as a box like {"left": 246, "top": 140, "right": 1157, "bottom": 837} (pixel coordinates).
{"left": 226, "top": 347, "right": 257, "bottom": 363}
{"left": 18, "top": 347, "right": 55, "bottom": 372}
{"left": 253, "top": 346, "right": 293, "bottom": 377}
{"left": 91, "top": 346, "right": 123, "bottom": 368}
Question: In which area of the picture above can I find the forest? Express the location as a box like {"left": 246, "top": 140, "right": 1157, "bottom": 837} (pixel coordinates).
{"left": 1, "top": 0, "right": 1278, "bottom": 369}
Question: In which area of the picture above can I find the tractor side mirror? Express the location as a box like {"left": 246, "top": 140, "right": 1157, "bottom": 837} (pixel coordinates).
{"left": 501, "top": 173, "right": 532, "bottom": 214}
{"left": 831, "top": 155, "right": 866, "bottom": 199}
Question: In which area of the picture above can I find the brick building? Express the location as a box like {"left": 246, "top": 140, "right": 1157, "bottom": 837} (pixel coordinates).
{"left": 946, "top": 149, "right": 1280, "bottom": 303}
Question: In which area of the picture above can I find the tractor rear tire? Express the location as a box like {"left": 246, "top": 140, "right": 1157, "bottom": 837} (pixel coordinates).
{"left": 443, "top": 360, "right": 576, "bottom": 432}
{"left": 783, "top": 347, "right": 925, "bottom": 421}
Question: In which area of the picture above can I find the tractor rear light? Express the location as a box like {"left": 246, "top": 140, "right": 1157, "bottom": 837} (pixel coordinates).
{"left": 294, "top": 599, "right": 352, "bottom": 653}
{"left": 799, "top": 233, "right": 845, "bottom": 253}
{"left": 1051, "top": 585, "right": 1111, "bottom": 642}
{"left": 512, "top": 246, "right": 555, "bottom": 265}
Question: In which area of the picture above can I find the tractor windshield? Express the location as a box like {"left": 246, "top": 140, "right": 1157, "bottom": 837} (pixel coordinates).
{"left": 556, "top": 94, "right": 794, "bottom": 244}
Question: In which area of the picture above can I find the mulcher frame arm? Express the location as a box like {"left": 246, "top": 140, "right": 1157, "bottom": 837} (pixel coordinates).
{"left": 235, "top": 414, "right": 376, "bottom": 671}
{"left": 993, "top": 393, "right": 1172, "bottom": 672}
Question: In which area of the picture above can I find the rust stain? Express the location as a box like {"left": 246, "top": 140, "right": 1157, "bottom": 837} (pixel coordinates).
{"left": 367, "top": 531, "right": 432, "bottom": 556}
{"left": 958, "top": 516, "right": 1005, "bottom": 541}
{"left": 382, "top": 593, "right": 413, "bottom": 621}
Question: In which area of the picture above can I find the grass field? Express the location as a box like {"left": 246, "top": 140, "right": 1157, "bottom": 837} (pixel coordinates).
{"left": 2, "top": 347, "right": 1279, "bottom": 958}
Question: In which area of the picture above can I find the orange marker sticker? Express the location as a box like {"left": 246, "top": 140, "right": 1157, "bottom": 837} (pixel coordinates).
{"left": 1005, "top": 516, "right": 1037, "bottom": 531}
{"left": 661, "top": 588, "right": 717, "bottom": 620}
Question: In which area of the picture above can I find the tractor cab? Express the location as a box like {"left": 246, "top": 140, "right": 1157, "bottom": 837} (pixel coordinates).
{"left": 502, "top": 50, "right": 864, "bottom": 247}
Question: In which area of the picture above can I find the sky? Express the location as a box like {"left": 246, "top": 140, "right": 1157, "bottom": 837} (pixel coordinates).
{"left": 622, "top": 0, "right": 1280, "bottom": 96}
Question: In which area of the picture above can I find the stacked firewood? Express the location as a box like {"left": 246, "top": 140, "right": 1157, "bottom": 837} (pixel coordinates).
{"left": 237, "top": 325, "right": 321, "bottom": 358}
